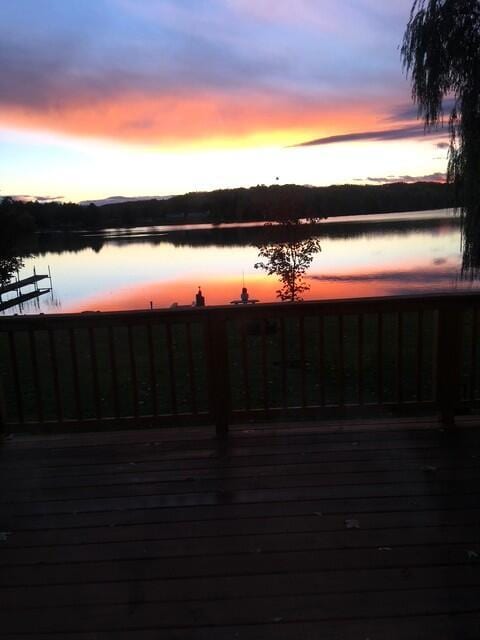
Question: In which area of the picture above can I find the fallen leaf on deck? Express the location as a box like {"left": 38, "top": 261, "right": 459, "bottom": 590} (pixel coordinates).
{"left": 313, "top": 511, "right": 323, "bottom": 517}
{"left": 422, "top": 465, "right": 438, "bottom": 472}
{"left": 378, "top": 546, "right": 392, "bottom": 552}
{"left": 466, "top": 550, "right": 479, "bottom": 560}
{"left": 0, "top": 532, "right": 12, "bottom": 542}
{"left": 272, "top": 617, "right": 283, "bottom": 623}
{"left": 345, "top": 519, "right": 360, "bottom": 529}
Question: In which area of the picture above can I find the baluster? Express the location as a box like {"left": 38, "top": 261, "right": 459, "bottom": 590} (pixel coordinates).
{"left": 377, "top": 312, "right": 383, "bottom": 405}
{"left": 29, "top": 329, "right": 44, "bottom": 423}
{"left": 318, "top": 314, "right": 325, "bottom": 407}
{"left": 470, "top": 308, "right": 478, "bottom": 400}
{"left": 109, "top": 326, "right": 120, "bottom": 419}
{"left": 241, "top": 319, "right": 251, "bottom": 412}
{"left": 8, "top": 332, "right": 23, "bottom": 424}
{"left": 127, "top": 324, "right": 139, "bottom": 418}
{"left": 299, "top": 315, "right": 307, "bottom": 409}
{"left": 397, "top": 311, "right": 403, "bottom": 404}
{"left": 338, "top": 315, "right": 345, "bottom": 407}
{"left": 165, "top": 322, "right": 177, "bottom": 416}
{"left": 185, "top": 322, "right": 197, "bottom": 415}
{"left": 48, "top": 328, "right": 63, "bottom": 423}
{"left": 69, "top": 328, "right": 82, "bottom": 420}
{"left": 416, "top": 310, "right": 423, "bottom": 402}
{"left": 358, "top": 314, "right": 364, "bottom": 406}
{"left": 261, "top": 318, "right": 268, "bottom": 412}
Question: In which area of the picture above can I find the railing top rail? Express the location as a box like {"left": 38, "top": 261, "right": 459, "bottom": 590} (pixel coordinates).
{"left": 1, "top": 291, "right": 480, "bottom": 329}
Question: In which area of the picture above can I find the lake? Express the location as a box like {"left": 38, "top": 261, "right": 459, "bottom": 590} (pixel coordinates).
{"left": 4, "top": 208, "right": 480, "bottom": 315}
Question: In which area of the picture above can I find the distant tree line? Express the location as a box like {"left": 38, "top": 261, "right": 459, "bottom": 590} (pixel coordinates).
{"left": 2, "top": 182, "right": 455, "bottom": 234}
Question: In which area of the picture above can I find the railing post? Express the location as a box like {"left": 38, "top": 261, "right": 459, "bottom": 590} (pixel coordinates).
{"left": 206, "top": 311, "right": 230, "bottom": 437}
{"left": 0, "top": 374, "right": 7, "bottom": 438}
{"left": 436, "top": 303, "right": 462, "bottom": 426}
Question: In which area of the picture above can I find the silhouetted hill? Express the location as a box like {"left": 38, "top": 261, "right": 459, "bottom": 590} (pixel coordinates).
{"left": 79, "top": 195, "right": 171, "bottom": 206}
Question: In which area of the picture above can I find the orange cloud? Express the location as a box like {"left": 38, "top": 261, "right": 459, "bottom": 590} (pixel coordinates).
{"left": 0, "top": 91, "right": 384, "bottom": 149}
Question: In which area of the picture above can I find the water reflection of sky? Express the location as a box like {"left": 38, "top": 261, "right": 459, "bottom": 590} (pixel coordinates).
{"left": 8, "top": 209, "right": 480, "bottom": 315}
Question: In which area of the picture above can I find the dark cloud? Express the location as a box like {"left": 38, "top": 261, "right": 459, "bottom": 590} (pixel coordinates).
{"left": 0, "top": 39, "right": 108, "bottom": 110}
{"left": 292, "top": 124, "right": 448, "bottom": 147}
{"left": 387, "top": 98, "right": 456, "bottom": 123}
{"left": 386, "top": 104, "right": 419, "bottom": 122}
{"left": 364, "top": 172, "right": 446, "bottom": 184}
{"left": 36, "top": 195, "right": 64, "bottom": 202}
{"left": 9, "top": 194, "right": 64, "bottom": 202}
{"left": 0, "top": 5, "right": 441, "bottom": 120}
{"left": 0, "top": 23, "right": 303, "bottom": 112}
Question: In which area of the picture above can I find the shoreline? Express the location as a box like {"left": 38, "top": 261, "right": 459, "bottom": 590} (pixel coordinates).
{"left": 39, "top": 207, "right": 455, "bottom": 237}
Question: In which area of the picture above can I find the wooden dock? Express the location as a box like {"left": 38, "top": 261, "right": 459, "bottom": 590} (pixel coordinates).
{"left": 0, "top": 274, "right": 48, "bottom": 296}
{"left": 0, "top": 288, "right": 50, "bottom": 312}
{"left": 1, "top": 418, "right": 479, "bottom": 638}
{"left": 0, "top": 272, "right": 50, "bottom": 312}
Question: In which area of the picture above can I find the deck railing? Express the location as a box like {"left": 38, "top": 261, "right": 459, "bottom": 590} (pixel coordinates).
{"left": 1, "top": 292, "right": 479, "bottom": 435}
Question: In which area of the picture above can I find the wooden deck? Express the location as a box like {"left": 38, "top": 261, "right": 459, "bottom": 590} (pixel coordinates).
{"left": 1, "top": 418, "right": 480, "bottom": 639}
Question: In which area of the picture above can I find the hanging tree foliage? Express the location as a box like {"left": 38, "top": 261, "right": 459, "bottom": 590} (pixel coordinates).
{"left": 401, "top": 0, "right": 480, "bottom": 276}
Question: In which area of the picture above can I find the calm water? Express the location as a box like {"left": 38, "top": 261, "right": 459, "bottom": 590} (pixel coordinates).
{"left": 5, "top": 208, "right": 480, "bottom": 315}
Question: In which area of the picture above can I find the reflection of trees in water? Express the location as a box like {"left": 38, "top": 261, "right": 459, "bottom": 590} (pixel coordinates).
{"left": 24, "top": 214, "right": 459, "bottom": 255}
{"left": 254, "top": 220, "right": 321, "bottom": 301}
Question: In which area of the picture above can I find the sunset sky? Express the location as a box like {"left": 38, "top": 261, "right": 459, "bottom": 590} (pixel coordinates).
{"left": 0, "top": 0, "right": 450, "bottom": 203}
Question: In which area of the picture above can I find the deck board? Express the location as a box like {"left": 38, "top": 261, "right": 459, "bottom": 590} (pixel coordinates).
{"left": 1, "top": 419, "right": 479, "bottom": 638}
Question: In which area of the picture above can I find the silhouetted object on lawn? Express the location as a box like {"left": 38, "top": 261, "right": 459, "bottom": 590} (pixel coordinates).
{"left": 230, "top": 286, "right": 259, "bottom": 305}
{"left": 195, "top": 287, "right": 205, "bottom": 307}
{"left": 402, "top": 0, "right": 480, "bottom": 276}
{"left": 255, "top": 219, "right": 321, "bottom": 302}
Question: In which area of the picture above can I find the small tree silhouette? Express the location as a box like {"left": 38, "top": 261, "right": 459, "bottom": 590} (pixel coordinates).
{"left": 255, "top": 219, "right": 321, "bottom": 302}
